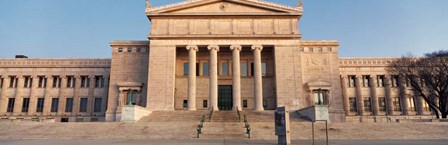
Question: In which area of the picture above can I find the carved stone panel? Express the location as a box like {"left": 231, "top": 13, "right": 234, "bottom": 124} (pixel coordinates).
{"left": 152, "top": 19, "right": 169, "bottom": 34}
{"left": 190, "top": 19, "right": 210, "bottom": 34}
{"left": 277, "top": 19, "right": 292, "bottom": 34}
{"left": 255, "top": 19, "right": 274, "bottom": 34}
{"left": 170, "top": 19, "right": 189, "bottom": 34}
{"left": 212, "top": 19, "right": 232, "bottom": 34}
{"left": 234, "top": 19, "right": 253, "bottom": 34}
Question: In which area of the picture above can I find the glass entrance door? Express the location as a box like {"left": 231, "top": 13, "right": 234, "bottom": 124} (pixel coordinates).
{"left": 218, "top": 85, "right": 233, "bottom": 110}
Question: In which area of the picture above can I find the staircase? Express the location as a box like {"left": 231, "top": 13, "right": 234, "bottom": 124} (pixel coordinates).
{"left": 200, "top": 111, "right": 247, "bottom": 139}
{"left": 138, "top": 110, "right": 206, "bottom": 122}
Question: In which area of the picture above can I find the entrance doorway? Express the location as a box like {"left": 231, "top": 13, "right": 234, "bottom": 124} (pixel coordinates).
{"left": 218, "top": 85, "right": 233, "bottom": 110}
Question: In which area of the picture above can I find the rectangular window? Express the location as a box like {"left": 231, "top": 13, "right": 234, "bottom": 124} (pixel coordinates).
{"left": 313, "top": 90, "right": 328, "bottom": 105}
{"left": 127, "top": 48, "right": 132, "bottom": 52}
{"left": 66, "top": 76, "right": 76, "bottom": 88}
{"left": 79, "top": 98, "right": 88, "bottom": 112}
{"left": 221, "top": 61, "right": 228, "bottom": 76}
{"left": 36, "top": 98, "right": 44, "bottom": 112}
{"left": 362, "top": 75, "right": 370, "bottom": 87}
{"left": 363, "top": 97, "right": 372, "bottom": 112}
{"left": 250, "top": 63, "right": 254, "bottom": 76}
{"left": 378, "top": 97, "right": 386, "bottom": 112}
{"left": 349, "top": 97, "right": 357, "bottom": 112}
{"left": 118, "top": 48, "right": 123, "bottom": 52}
{"left": 196, "top": 63, "right": 200, "bottom": 76}
{"left": 203, "top": 100, "right": 207, "bottom": 108}
{"left": 263, "top": 100, "right": 267, "bottom": 108}
{"left": 23, "top": 76, "right": 32, "bottom": 88}
{"left": 95, "top": 76, "right": 104, "bottom": 88}
{"left": 183, "top": 100, "right": 188, "bottom": 108}
{"left": 136, "top": 48, "right": 141, "bottom": 52}
{"left": 393, "top": 97, "right": 401, "bottom": 111}
{"left": 391, "top": 75, "right": 399, "bottom": 87}
{"left": 65, "top": 98, "right": 73, "bottom": 112}
{"left": 94, "top": 98, "right": 102, "bottom": 112}
{"left": 22, "top": 98, "right": 30, "bottom": 112}
{"left": 262, "top": 62, "right": 267, "bottom": 77}
{"left": 9, "top": 76, "right": 16, "bottom": 88}
{"left": 38, "top": 76, "right": 47, "bottom": 88}
{"left": 203, "top": 62, "right": 209, "bottom": 76}
{"left": 377, "top": 75, "right": 385, "bottom": 87}
{"left": 183, "top": 63, "right": 189, "bottom": 76}
{"left": 0, "top": 77, "right": 3, "bottom": 88}
{"left": 52, "top": 76, "right": 60, "bottom": 88}
{"left": 243, "top": 100, "right": 248, "bottom": 108}
{"left": 7, "top": 98, "right": 15, "bottom": 112}
{"left": 51, "top": 98, "right": 59, "bottom": 112}
{"left": 241, "top": 62, "right": 248, "bottom": 76}
{"left": 81, "top": 76, "right": 90, "bottom": 88}
{"left": 408, "top": 97, "right": 416, "bottom": 111}
{"left": 348, "top": 75, "right": 356, "bottom": 87}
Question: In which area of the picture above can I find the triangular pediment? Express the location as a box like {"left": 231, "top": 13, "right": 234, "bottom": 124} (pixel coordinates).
{"left": 147, "top": 0, "right": 302, "bottom": 15}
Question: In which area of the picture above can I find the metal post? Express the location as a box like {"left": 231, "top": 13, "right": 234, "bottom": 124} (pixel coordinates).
{"left": 325, "top": 121, "right": 329, "bottom": 145}
{"left": 312, "top": 122, "right": 315, "bottom": 145}
{"left": 127, "top": 91, "right": 132, "bottom": 106}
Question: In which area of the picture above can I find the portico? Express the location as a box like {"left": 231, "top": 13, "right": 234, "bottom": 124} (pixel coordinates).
{"left": 185, "top": 44, "right": 265, "bottom": 111}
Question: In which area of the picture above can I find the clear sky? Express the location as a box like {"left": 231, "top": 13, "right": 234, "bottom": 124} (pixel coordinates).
{"left": 0, "top": 0, "right": 447, "bottom": 58}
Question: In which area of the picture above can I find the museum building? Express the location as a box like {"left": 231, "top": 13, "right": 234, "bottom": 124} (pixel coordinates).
{"left": 0, "top": 0, "right": 434, "bottom": 123}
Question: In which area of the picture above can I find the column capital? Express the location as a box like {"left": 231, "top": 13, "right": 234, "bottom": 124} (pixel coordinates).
{"left": 207, "top": 45, "right": 220, "bottom": 51}
{"left": 230, "top": 45, "right": 242, "bottom": 51}
{"left": 186, "top": 45, "right": 199, "bottom": 52}
{"left": 340, "top": 75, "right": 347, "bottom": 79}
{"left": 251, "top": 45, "right": 263, "bottom": 51}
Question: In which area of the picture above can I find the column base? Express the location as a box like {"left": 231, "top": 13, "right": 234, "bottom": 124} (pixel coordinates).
{"left": 254, "top": 107, "right": 264, "bottom": 111}
{"left": 187, "top": 107, "right": 197, "bottom": 111}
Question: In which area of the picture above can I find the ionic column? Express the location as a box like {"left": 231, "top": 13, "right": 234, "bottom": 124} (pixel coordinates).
{"left": 252, "top": 45, "right": 264, "bottom": 111}
{"left": 231, "top": 45, "right": 242, "bottom": 110}
{"left": 370, "top": 75, "right": 379, "bottom": 116}
{"left": 399, "top": 79, "right": 409, "bottom": 116}
{"left": 13, "top": 76, "right": 24, "bottom": 115}
{"left": 0, "top": 76, "right": 10, "bottom": 114}
{"left": 355, "top": 75, "right": 364, "bottom": 116}
{"left": 340, "top": 76, "right": 350, "bottom": 115}
{"left": 187, "top": 45, "right": 198, "bottom": 111}
{"left": 208, "top": 45, "right": 219, "bottom": 110}
{"left": 384, "top": 76, "right": 394, "bottom": 115}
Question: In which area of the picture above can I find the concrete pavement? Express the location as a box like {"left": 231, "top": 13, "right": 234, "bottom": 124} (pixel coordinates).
{"left": 1, "top": 139, "right": 447, "bottom": 145}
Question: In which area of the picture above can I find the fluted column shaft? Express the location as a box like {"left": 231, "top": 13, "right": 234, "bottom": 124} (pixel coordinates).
{"left": 252, "top": 45, "right": 264, "bottom": 111}
{"left": 355, "top": 75, "right": 364, "bottom": 116}
{"left": 341, "top": 76, "right": 350, "bottom": 115}
{"left": 187, "top": 45, "right": 198, "bottom": 111}
{"left": 370, "top": 75, "right": 379, "bottom": 116}
{"left": 231, "top": 45, "right": 242, "bottom": 110}
{"left": 208, "top": 45, "right": 219, "bottom": 110}
{"left": 384, "top": 76, "right": 394, "bottom": 115}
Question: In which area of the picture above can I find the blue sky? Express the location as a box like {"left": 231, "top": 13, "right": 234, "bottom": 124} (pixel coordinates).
{"left": 0, "top": 0, "right": 447, "bottom": 58}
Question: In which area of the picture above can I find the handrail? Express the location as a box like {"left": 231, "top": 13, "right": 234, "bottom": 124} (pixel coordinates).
{"left": 236, "top": 106, "right": 241, "bottom": 122}
{"left": 197, "top": 115, "right": 205, "bottom": 138}
{"left": 243, "top": 115, "right": 251, "bottom": 138}
{"left": 208, "top": 107, "right": 214, "bottom": 122}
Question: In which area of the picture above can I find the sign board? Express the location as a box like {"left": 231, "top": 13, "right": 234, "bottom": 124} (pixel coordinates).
{"left": 275, "top": 106, "right": 291, "bottom": 145}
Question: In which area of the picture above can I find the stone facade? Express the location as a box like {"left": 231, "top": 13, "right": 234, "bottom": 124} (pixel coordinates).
{"left": 0, "top": 0, "right": 434, "bottom": 122}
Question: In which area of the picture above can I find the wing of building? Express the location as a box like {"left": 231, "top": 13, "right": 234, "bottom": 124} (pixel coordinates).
{"left": 0, "top": 0, "right": 433, "bottom": 123}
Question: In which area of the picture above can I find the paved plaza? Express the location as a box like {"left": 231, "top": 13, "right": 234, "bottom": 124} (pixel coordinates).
{"left": 1, "top": 139, "right": 447, "bottom": 145}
